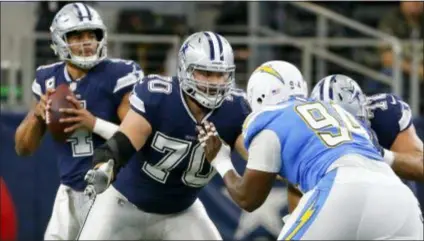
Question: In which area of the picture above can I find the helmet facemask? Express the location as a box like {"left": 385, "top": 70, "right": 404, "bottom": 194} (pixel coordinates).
{"left": 351, "top": 91, "right": 368, "bottom": 121}
{"left": 177, "top": 31, "right": 236, "bottom": 109}
{"left": 179, "top": 61, "right": 235, "bottom": 109}
{"left": 51, "top": 28, "right": 107, "bottom": 70}
{"left": 337, "top": 80, "right": 368, "bottom": 120}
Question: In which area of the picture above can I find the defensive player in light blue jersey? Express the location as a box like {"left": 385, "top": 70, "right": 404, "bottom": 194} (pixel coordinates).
{"left": 14, "top": 3, "right": 143, "bottom": 240}
{"left": 199, "top": 61, "right": 423, "bottom": 239}
{"left": 287, "top": 74, "right": 424, "bottom": 230}
{"left": 78, "top": 31, "right": 251, "bottom": 239}
{"left": 311, "top": 74, "right": 423, "bottom": 182}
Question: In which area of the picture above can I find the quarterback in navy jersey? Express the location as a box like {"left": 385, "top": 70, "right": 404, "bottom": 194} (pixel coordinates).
{"left": 79, "top": 31, "right": 251, "bottom": 240}
{"left": 311, "top": 74, "right": 423, "bottom": 182}
{"left": 14, "top": 3, "right": 143, "bottom": 240}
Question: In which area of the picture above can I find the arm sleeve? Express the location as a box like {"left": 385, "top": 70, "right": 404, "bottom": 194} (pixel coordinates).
{"left": 31, "top": 78, "right": 42, "bottom": 100}
{"left": 397, "top": 98, "right": 413, "bottom": 132}
{"left": 246, "top": 129, "right": 281, "bottom": 173}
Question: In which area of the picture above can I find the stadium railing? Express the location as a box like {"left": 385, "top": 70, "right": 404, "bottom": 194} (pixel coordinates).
{"left": 1, "top": 33, "right": 422, "bottom": 116}
{"left": 244, "top": 1, "right": 421, "bottom": 116}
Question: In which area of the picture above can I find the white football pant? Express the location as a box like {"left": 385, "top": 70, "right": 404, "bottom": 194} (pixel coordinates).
{"left": 44, "top": 184, "right": 92, "bottom": 240}
{"left": 78, "top": 185, "right": 222, "bottom": 240}
{"left": 278, "top": 155, "right": 424, "bottom": 240}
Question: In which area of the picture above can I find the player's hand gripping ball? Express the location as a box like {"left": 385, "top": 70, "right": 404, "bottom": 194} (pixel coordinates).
{"left": 46, "top": 84, "right": 78, "bottom": 142}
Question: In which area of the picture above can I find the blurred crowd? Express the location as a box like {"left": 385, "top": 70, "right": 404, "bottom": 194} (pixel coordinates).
{"left": 34, "top": 1, "right": 423, "bottom": 111}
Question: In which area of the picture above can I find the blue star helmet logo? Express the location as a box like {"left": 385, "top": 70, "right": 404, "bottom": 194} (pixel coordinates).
{"left": 342, "top": 83, "right": 360, "bottom": 103}
{"left": 181, "top": 42, "right": 189, "bottom": 55}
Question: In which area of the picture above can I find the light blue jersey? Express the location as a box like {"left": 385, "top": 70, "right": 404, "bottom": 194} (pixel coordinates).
{"left": 243, "top": 97, "right": 382, "bottom": 193}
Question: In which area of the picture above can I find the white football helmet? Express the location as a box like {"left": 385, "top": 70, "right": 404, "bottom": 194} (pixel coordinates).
{"left": 310, "top": 74, "right": 367, "bottom": 119}
{"left": 50, "top": 2, "right": 107, "bottom": 69}
{"left": 178, "top": 31, "right": 235, "bottom": 109}
{"left": 246, "top": 60, "right": 308, "bottom": 112}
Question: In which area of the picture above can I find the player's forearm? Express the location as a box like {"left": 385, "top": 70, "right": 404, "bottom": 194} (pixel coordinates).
{"left": 92, "top": 131, "right": 136, "bottom": 171}
{"left": 223, "top": 171, "right": 260, "bottom": 212}
{"left": 93, "top": 118, "right": 119, "bottom": 140}
{"left": 15, "top": 111, "right": 46, "bottom": 156}
{"left": 392, "top": 151, "right": 424, "bottom": 182}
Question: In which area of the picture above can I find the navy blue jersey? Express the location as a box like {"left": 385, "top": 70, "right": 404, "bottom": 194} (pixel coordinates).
{"left": 31, "top": 59, "right": 143, "bottom": 190}
{"left": 366, "top": 93, "right": 413, "bottom": 149}
{"left": 113, "top": 75, "right": 251, "bottom": 214}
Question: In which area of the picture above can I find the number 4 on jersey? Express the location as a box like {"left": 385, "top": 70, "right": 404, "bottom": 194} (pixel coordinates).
{"left": 296, "top": 102, "right": 370, "bottom": 147}
{"left": 66, "top": 100, "right": 94, "bottom": 157}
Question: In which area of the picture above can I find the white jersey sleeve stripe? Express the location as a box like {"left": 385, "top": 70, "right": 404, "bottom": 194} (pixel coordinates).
{"left": 114, "top": 70, "right": 144, "bottom": 93}
{"left": 32, "top": 79, "right": 42, "bottom": 97}
{"left": 129, "top": 93, "right": 146, "bottom": 113}
{"left": 398, "top": 104, "right": 412, "bottom": 131}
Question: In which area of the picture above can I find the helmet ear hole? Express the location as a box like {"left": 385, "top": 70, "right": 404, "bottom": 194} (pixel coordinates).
{"left": 257, "top": 97, "right": 263, "bottom": 104}
{"left": 257, "top": 94, "right": 266, "bottom": 104}
{"left": 94, "top": 29, "right": 104, "bottom": 41}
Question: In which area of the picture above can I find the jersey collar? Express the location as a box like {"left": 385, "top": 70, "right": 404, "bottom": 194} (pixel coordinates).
{"left": 179, "top": 85, "right": 214, "bottom": 124}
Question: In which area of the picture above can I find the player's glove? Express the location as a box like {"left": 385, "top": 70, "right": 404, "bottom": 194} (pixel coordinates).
{"left": 84, "top": 145, "right": 117, "bottom": 198}
{"left": 84, "top": 159, "right": 115, "bottom": 199}
{"left": 84, "top": 131, "right": 137, "bottom": 198}
{"left": 91, "top": 143, "right": 121, "bottom": 176}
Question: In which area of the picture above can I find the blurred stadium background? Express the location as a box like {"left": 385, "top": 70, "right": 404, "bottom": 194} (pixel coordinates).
{"left": 0, "top": 1, "right": 423, "bottom": 240}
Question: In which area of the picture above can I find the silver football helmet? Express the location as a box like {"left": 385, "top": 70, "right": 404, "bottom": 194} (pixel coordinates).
{"left": 311, "top": 74, "right": 368, "bottom": 119}
{"left": 50, "top": 2, "right": 107, "bottom": 69}
{"left": 178, "top": 31, "right": 235, "bottom": 109}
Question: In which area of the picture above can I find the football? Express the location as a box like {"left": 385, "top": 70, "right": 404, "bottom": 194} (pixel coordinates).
{"left": 47, "top": 84, "right": 78, "bottom": 142}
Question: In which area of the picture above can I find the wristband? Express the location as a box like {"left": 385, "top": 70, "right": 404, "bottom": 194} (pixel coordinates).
{"left": 211, "top": 157, "right": 235, "bottom": 177}
{"left": 383, "top": 149, "right": 395, "bottom": 166}
{"left": 93, "top": 118, "right": 119, "bottom": 140}
{"left": 210, "top": 142, "right": 235, "bottom": 177}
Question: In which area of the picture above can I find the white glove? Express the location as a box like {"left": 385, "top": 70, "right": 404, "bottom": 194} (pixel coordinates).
{"left": 84, "top": 159, "right": 115, "bottom": 199}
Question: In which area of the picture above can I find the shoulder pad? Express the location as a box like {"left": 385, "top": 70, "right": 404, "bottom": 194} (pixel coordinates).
{"left": 130, "top": 75, "right": 174, "bottom": 113}
{"left": 36, "top": 61, "right": 64, "bottom": 72}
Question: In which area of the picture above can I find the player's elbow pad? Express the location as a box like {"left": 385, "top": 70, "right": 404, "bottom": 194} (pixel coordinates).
{"left": 92, "top": 131, "right": 136, "bottom": 171}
